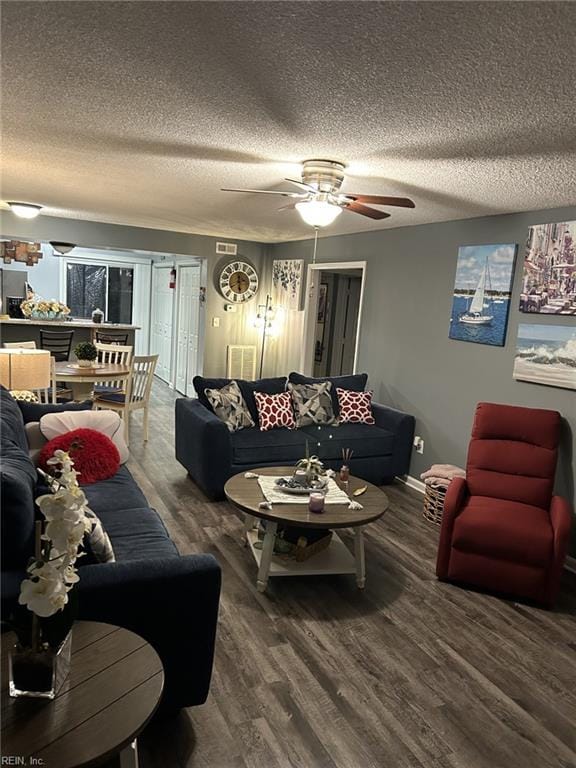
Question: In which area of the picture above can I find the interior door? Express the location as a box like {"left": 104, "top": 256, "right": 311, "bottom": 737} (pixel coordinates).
{"left": 175, "top": 265, "right": 201, "bottom": 396}
{"left": 151, "top": 266, "right": 174, "bottom": 383}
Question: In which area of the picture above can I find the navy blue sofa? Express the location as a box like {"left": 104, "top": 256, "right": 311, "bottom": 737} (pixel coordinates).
{"left": 175, "top": 373, "right": 415, "bottom": 499}
{"left": 0, "top": 387, "right": 221, "bottom": 710}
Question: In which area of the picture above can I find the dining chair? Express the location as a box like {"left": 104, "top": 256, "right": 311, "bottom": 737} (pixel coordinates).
{"left": 93, "top": 354, "right": 158, "bottom": 445}
{"left": 94, "top": 343, "right": 133, "bottom": 396}
{"left": 95, "top": 331, "right": 129, "bottom": 346}
{"left": 38, "top": 330, "right": 75, "bottom": 400}
{"left": 39, "top": 329, "right": 74, "bottom": 361}
{"left": 34, "top": 358, "right": 57, "bottom": 403}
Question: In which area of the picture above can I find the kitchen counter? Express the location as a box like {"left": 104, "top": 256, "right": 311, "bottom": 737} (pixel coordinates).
{"left": 0, "top": 318, "right": 139, "bottom": 330}
{"left": 0, "top": 317, "right": 140, "bottom": 349}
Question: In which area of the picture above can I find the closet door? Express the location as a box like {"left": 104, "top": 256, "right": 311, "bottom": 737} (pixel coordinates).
{"left": 175, "top": 265, "right": 201, "bottom": 396}
{"left": 151, "top": 266, "right": 174, "bottom": 383}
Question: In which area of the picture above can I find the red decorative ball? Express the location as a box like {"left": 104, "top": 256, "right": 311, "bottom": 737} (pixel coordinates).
{"left": 39, "top": 428, "right": 120, "bottom": 485}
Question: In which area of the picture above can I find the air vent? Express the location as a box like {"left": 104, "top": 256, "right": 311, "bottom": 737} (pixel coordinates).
{"left": 216, "top": 242, "right": 238, "bottom": 256}
{"left": 227, "top": 345, "right": 256, "bottom": 380}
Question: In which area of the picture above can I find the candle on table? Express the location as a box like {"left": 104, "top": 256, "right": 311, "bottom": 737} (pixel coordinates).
{"left": 309, "top": 491, "right": 325, "bottom": 514}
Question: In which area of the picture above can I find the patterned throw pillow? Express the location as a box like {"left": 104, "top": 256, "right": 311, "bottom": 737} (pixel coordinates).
{"left": 84, "top": 509, "right": 115, "bottom": 563}
{"left": 336, "top": 388, "right": 375, "bottom": 425}
{"left": 205, "top": 380, "right": 255, "bottom": 432}
{"left": 254, "top": 391, "right": 296, "bottom": 431}
{"left": 288, "top": 381, "right": 337, "bottom": 427}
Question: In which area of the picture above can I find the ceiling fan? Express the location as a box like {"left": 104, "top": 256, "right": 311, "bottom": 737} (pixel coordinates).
{"left": 222, "top": 159, "right": 415, "bottom": 227}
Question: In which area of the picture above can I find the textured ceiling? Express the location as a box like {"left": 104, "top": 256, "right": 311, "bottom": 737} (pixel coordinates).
{"left": 1, "top": 1, "right": 575, "bottom": 243}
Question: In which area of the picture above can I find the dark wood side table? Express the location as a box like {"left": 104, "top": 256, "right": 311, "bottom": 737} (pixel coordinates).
{"left": 1, "top": 621, "right": 164, "bottom": 768}
{"left": 225, "top": 466, "right": 389, "bottom": 592}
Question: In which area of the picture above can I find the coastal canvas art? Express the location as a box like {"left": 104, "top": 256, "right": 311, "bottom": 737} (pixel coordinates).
{"left": 272, "top": 259, "right": 304, "bottom": 311}
{"left": 519, "top": 220, "right": 576, "bottom": 314}
{"left": 513, "top": 324, "right": 576, "bottom": 391}
{"left": 449, "top": 243, "right": 518, "bottom": 346}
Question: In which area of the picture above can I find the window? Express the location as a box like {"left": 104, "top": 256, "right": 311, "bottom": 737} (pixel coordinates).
{"left": 66, "top": 263, "right": 133, "bottom": 323}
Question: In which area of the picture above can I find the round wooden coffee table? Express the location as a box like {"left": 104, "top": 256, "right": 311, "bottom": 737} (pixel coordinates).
{"left": 225, "top": 467, "right": 389, "bottom": 592}
{"left": 1, "top": 621, "right": 164, "bottom": 768}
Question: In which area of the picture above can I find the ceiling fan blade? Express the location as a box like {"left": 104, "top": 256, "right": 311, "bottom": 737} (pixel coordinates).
{"left": 278, "top": 202, "right": 298, "bottom": 211}
{"left": 221, "top": 187, "right": 303, "bottom": 197}
{"left": 344, "top": 194, "right": 415, "bottom": 208}
{"left": 284, "top": 178, "right": 317, "bottom": 192}
{"left": 344, "top": 202, "right": 391, "bottom": 220}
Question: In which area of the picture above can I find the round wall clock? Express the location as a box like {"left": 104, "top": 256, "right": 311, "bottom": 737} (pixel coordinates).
{"left": 218, "top": 261, "right": 259, "bottom": 302}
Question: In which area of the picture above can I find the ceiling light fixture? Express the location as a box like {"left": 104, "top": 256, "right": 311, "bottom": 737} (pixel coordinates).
{"left": 295, "top": 196, "right": 342, "bottom": 227}
{"left": 7, "top": 202, "right": 43, "bottom": 219}
{"left": 49, "top": 241, "right": 76, "bottom": 256}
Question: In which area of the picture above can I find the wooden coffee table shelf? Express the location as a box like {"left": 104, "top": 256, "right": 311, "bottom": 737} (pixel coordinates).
{"left": 225, "top": 466, "right": 389, "bottom": 592}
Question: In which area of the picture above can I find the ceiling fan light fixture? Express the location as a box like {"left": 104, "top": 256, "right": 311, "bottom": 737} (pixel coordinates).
{"left": 295, "top": 199, "right": 342, "bottom": 227}
{"left": 7, "top": 202, "right": 43, "bottom": 219}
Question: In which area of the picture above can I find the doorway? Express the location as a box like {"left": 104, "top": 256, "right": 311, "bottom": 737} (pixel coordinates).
{"left": 301, "top": 261, "right": 366, "bottom": 375}
{"left": 313, "top": 269, "right": 363, "bottom": 376}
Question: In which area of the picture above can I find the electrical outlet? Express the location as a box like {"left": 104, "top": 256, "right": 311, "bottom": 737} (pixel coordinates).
{"left": 413, "top": 436, "right": 425, "bottom": 454}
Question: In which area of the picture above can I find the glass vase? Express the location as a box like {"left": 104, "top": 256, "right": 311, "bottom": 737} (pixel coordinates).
{"left": 9, "top": 630, "right": 73, "bottom": 699}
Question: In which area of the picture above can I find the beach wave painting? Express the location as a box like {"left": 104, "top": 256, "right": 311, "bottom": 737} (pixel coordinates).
{"left": 513, "top": 324, "right": 576, "bottom": 390}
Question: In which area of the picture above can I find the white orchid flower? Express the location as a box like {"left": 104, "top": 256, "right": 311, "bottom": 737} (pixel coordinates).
{"left": 19, "top": 572, "right": 69, "bottom": 617}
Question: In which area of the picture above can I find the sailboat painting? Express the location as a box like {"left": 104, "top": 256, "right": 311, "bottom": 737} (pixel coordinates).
{"left": 449, "top": 243, "right": 518, "bottom": 346}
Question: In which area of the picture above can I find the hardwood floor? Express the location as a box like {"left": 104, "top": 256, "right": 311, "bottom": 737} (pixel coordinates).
{"left": 126, "top": 379, "right": 576, "bottom": 768}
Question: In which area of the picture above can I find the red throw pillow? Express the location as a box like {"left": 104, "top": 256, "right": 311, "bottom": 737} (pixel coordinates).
{"left": 254, "top": 391, "right": 296, "bottom": 431}
{"left": 336, "top": 388, "right": 375, "bottom": 425}
{"left": 39, "top": 428, "right": 120, "bottom": 485}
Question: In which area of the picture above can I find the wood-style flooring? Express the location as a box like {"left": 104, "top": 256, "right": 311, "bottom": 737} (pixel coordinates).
{"left": 124, "top": 380, "right": 576, "bottom": 768}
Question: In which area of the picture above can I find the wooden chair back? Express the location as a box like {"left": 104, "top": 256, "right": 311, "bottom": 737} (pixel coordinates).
{"left": 126, "top": 355, "right": 158, "bottom": 406}
{"left": 95, "top": 331, "right": 129, "bottom": 346}
{"left": 96, "top": 343, "right": 133, "bottom": 366}
{"left": 39, "top": 329, "right": 74, "bottom": 361}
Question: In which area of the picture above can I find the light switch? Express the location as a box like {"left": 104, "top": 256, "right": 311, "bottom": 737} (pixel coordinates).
{"left": 212, "top": 317, "right": 220, "bottom": 327}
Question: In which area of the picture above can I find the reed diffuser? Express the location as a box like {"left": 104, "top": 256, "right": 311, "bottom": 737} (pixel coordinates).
{"left": 340, "top": 448, "right": 353, "bottom": 483}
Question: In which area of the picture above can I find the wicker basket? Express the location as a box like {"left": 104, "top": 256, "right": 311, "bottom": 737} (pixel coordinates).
{"left": 422, "top": 484, "right": 447, "bottom": 525}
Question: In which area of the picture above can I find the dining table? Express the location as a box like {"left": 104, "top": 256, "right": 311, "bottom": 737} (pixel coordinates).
{"left": 54, "top": 361, "right": 130, "bottom": 401}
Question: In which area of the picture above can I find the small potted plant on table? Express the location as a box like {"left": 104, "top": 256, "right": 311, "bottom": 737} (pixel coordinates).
{"left": 74, "top": 341, "right": 98, "bottom": 368}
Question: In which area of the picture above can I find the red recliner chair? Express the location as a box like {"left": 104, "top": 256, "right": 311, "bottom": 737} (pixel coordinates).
{"left": 436, "top": 402, "right": 572, "bottom": 607}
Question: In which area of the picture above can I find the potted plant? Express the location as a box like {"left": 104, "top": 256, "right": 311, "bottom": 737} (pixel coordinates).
{"left": 74, "top": 341, "right": 98, "bottom": 368}
{"left": 295, "top": 441, "right": 325, "bottom": 486}
{"left": 9, "top": 451, "right": 91, "bottom": 698}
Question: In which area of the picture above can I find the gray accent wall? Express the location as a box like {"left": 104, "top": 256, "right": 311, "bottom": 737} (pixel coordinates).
{"left": 272, "top": 206, "right": 576, "bottom": 552}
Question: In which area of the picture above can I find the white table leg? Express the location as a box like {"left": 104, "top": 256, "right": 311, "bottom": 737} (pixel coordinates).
{"left": 243, "top": 514, "right": 256, "bottom": 546}
{"left": 257, "top": 521, "right": 278, "bottom": 593}
{"left": 119, "top": 739, "right": 139, "bottom": 768}
{"left": 354, "top": 527, "right": 366, "bottom": 589}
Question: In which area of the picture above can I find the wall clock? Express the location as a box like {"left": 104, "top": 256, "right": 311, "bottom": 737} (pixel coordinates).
{"left": 218, "top": 261, "right": 259, "bottom": 303}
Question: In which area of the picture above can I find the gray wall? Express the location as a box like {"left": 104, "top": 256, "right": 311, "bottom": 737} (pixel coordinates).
{"left": 272, "top": 206, "right": 576, "bottom": 551}
{"left": 0, "top": 211, "right": 268, "bottom": 377}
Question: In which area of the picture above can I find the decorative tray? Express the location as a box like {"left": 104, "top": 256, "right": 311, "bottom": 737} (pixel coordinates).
{"left": 274, "top": 476, "right": 329, "bottom": 495}
{"left": 67, "top": 363, "right": 105, "bottom": 370}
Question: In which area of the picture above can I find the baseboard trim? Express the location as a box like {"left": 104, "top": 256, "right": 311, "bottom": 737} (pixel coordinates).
{"left": 397, "top": 474, "right": 425, "bottom": 494}
{"left": 396, "top": 476, "right": 576, "bottom": 574}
